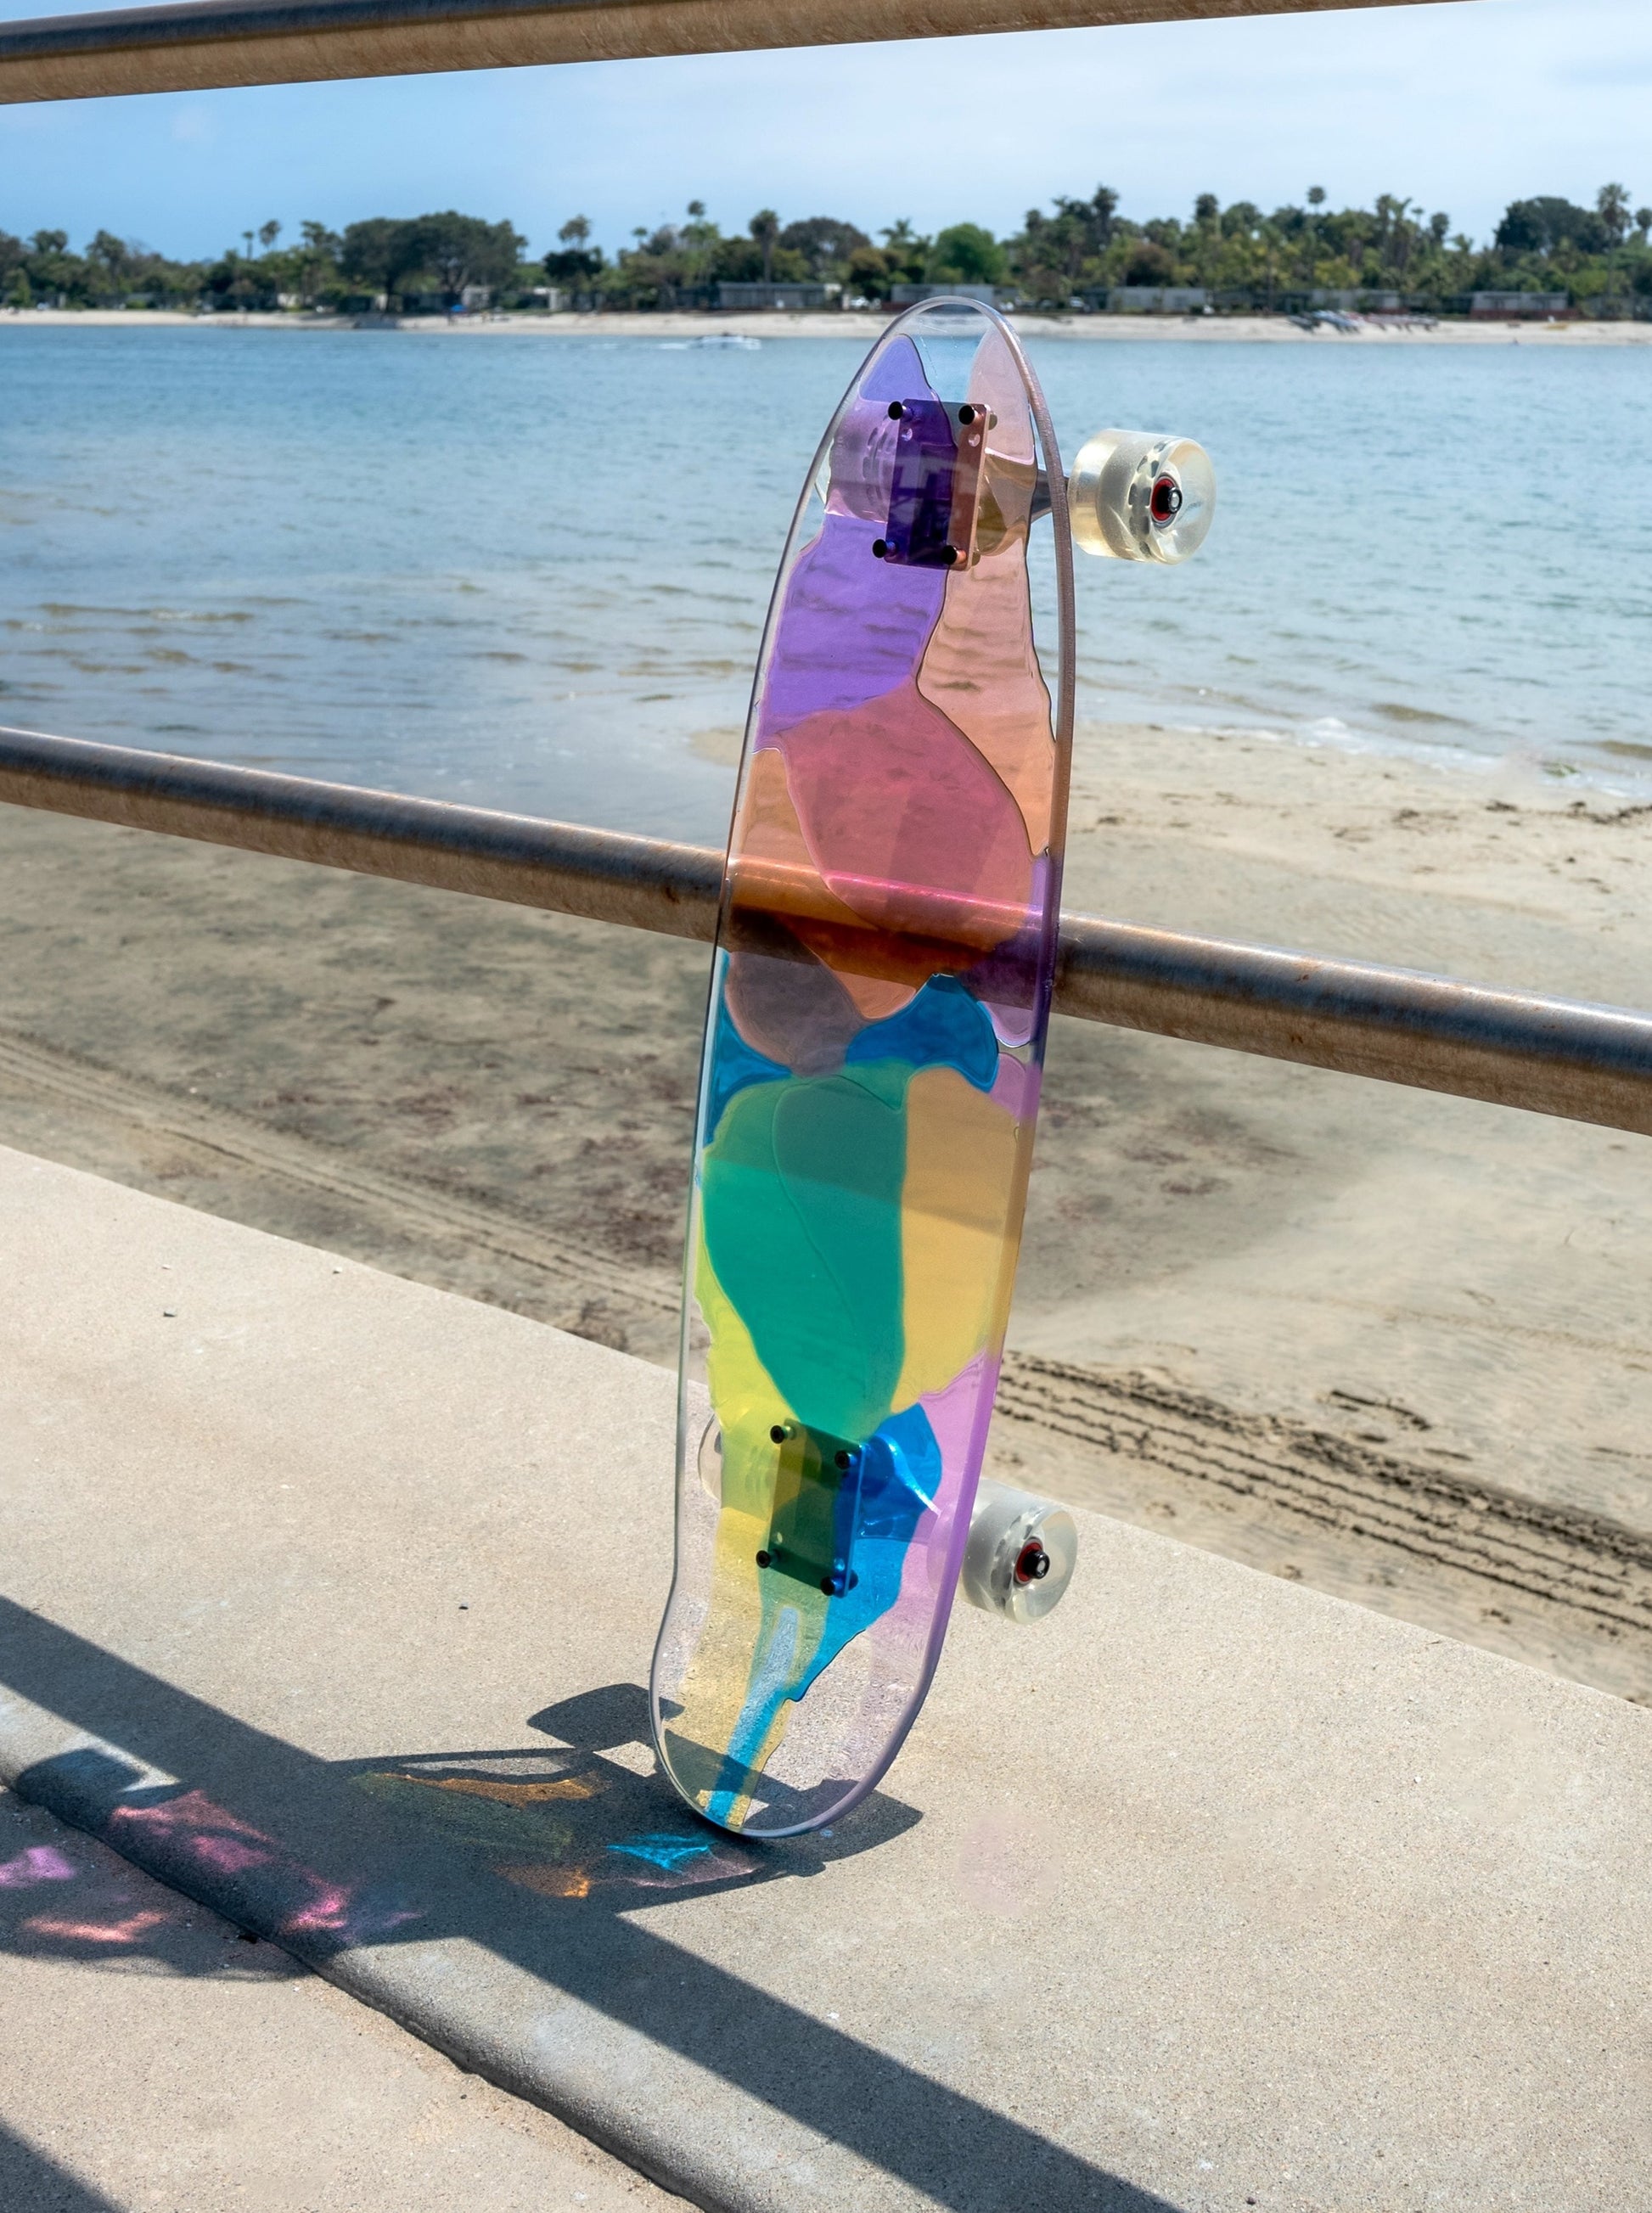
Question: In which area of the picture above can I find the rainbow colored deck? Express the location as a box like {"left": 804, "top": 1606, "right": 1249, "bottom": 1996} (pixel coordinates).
{"left": 651, "top": 302, "right": 1073, "bottom": 1838}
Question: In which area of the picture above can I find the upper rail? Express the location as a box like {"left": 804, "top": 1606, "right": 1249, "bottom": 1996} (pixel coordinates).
{"left": 0, "top": 0, "right": 1469, "bottom": 104}
{"left": 3, "top": 722, "right": 1649, "bottom": 1137}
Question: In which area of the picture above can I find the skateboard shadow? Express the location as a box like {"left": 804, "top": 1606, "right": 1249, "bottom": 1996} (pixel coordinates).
{"left": 0, "top": 1598, "right": 1180, "bottom": 2213}
{"left": 342, "top": 1679, "right": 919, "bottom": 1913}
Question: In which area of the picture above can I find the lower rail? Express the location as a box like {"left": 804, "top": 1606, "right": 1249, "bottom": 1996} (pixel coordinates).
{"left": 3, "top": 722, "right": 1649, "bottom": 1137}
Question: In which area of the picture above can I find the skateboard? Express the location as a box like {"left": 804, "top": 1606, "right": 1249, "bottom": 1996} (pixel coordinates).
{"left": 650, "top": 300, "right": 1213, "bottom": 1839}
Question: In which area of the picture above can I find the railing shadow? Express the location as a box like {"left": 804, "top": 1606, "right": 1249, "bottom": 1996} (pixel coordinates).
{"left": 0, "top": 2121, "right": 126, "bottom": 2212}
{"left": 0, "top": 1597, "right": 1179, "bottom": 2212}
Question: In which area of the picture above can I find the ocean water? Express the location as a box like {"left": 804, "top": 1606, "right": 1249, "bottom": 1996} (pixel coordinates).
{"left": 2, "top": 325, "right": 1648, "bottom": 843}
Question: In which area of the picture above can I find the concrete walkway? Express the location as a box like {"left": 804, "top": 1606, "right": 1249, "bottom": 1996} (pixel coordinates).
{"left": 1, "top": 1143, "right": 1647, "bottom": 2212}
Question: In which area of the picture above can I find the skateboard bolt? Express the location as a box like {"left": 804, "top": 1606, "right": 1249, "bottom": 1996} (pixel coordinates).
{"left": 887, "top": 402, "right": 904, "bottom": 419}
{"left": 820, "top": 1576, "right": 838, "bottom": 1595}
{"left": 756, "top": 1549, "right": 772, "bottom": 1569}
{"left": 834, "top": 1449, "right": 852, "bottom": 1469}
{"left": 1149, "top": 474, "right": 1183, "bottom": 524}
{"left": 939, "top": 545, "right": 958, "bottom": 566}
{"left": 871, "top": 539, "right": 888, "bottom": 559}
{"left": 958, "top": 404, "right": 976, "bottom": 424}
{"left": 1014, "top": 1541, "right": 1052, "bottom": 1585}
{"left": 770, "top": 1424, "right": 788, "bottom": 1444}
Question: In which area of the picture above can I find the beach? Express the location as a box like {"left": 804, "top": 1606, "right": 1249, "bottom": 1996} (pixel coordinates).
{"left": 7, "top": 306, "right": 1651, "bottom": 344}
{"left": 3, "top": 722, "right": 1649, "bottom": 1703}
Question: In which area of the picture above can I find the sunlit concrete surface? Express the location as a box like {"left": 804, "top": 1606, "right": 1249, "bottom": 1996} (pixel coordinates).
{"left": 0, "top": 1143, "right": 1646, "bottom": 2213}
{"left": 0, "top": 1789, "right": 684, "bottom": 2213}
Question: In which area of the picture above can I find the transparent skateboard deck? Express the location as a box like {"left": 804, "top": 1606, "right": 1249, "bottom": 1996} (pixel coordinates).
{"left": 651, "top": 301, "right": 1074, "bottom": 1838}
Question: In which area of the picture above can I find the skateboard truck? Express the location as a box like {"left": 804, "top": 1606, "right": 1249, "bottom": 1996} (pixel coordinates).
{"left": 871, "top": 399, "right": 989, "bottom": 570}
{"left": 839, "top": 401, "right": 1213, "bottom": 573}
{"left": 697, "top": 1414, "right": 1076, "bottom": 1624}
{"left": 756, "top": 1421, "right": 866, "bottom": 1597}
{"left": 1035, "top": 429, "right": 1215, "bottom": 564}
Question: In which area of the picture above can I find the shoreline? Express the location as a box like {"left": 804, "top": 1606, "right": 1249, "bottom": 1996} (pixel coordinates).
{"left": 5, "top": 306, "right": 1650, "bottom": 345}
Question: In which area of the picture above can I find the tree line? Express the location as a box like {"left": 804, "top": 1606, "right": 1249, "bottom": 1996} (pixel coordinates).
{"left": 4, "top": 187, "right": 1649, "bottom": 315}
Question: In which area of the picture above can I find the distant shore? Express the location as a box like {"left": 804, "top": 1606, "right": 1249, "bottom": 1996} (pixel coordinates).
{"left": 5, "top": 306, "right": 1650, "bottom": 345}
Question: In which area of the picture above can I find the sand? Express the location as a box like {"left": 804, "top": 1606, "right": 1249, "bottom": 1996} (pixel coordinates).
{"left": 2, "top": 724, "right": 1650, "bottom": 1702}
{"left": 6, "top": 306, "right": 1650, "bottom": 345}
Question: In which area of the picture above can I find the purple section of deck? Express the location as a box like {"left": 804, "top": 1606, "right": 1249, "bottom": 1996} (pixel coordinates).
{"left": 756, "top": 338, "right": 947, "bottom": 744}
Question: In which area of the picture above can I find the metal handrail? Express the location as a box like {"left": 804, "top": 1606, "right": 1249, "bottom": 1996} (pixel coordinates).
{"left": 3, "top": 722, "right": 1649, "bottom": 1137}
{"left": 0, "top": 0, "right": 1469, "bottom": 104}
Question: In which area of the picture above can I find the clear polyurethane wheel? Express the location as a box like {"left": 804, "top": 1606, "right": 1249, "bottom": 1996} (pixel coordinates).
{"left": 1069, "top": 430, "right": 1215, "bottom": 564}
{"left": 958, "top": 1478, "right": 1079, "bottom": 1625}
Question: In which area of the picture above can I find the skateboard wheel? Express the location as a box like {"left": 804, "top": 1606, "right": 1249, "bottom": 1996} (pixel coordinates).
{"left": 1068, "top": 430, "right": 1214, "bottom": 564}
{"left": 959, "top": 1479, "right": 1078, "bottom": 1624}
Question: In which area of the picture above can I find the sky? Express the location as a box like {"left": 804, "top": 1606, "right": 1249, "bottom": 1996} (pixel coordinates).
{"left": 1, "top": 0, "right": 1649, "bottom": 260}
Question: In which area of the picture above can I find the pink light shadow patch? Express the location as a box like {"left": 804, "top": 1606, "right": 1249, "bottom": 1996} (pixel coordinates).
{"left": 0, "top": 1845, "right": 78, "bottom": 1886}
{"left": 24, "top": 1907, "right": 171, "bottom": 1946}
{"left": 106, "top": 1788, "right": 423, "bottom": 1944}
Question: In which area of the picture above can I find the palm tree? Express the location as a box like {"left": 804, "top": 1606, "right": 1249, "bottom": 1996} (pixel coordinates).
{"left": 749, "top": 209, "right": 780, "bottom": 283}
{"left": 1596, "top": 183, "right": 1631, "bottom": 245}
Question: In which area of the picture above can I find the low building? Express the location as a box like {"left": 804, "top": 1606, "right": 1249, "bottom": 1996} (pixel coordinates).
{"left": 889, "top": 283, "right": 1005, "bottom": 308}
{"left": 716, "top": 282, "right": 832, "bottom": 312}
{"left": 1469, "top": 291, "right": 1569, "bottom": 318}
{"left": 1312, "top": 289, "right": 1401, "bottom": 312}
{"left": 1104, "top": 286, "right": 1209, "bottom": 314}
